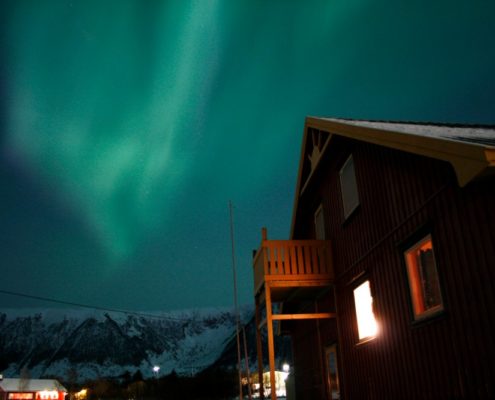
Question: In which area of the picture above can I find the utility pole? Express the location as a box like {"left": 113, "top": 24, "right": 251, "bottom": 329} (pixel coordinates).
{"left": 243, "top": 325, "right": 253, "bottom": 400}
{"left": 229, "top": 201, "right": 243, "bottom": 400}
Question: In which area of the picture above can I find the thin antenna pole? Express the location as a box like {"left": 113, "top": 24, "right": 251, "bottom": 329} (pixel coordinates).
{"left": 243, "top": 325, "right": 253, "bottom": 400}
{"left": 229, "top": 201, "right": 243, "bottom": 400}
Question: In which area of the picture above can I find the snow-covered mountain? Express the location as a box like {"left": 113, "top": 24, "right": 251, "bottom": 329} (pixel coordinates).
{"left": 0, "top": 306, "right": 253, "bottom": 382}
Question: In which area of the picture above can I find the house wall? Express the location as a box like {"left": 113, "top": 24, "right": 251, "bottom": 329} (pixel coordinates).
{"left": 288, "top": 295, "right": 337, "bottom": 400}
{"left": 290, "top": 134, "right": 495, "bottom": 399}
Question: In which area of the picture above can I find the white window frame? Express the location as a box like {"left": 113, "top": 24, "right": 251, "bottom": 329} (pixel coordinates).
{"left": 314, "top": 204, "right": 325, "bottom": 240}
{"left": 339, "top": 154, "right": 359, "bottom": 219}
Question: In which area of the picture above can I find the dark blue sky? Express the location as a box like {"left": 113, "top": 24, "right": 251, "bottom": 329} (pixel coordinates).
{"left": 1, "top": 0, "right": 494, "bottom": 311}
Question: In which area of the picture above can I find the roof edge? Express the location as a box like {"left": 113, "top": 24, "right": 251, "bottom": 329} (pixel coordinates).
{"left": 306, "top": 117, "right": 493, "bottom": 186}
{"left": 290, "top": 117, "right": 494, "bottom": 238}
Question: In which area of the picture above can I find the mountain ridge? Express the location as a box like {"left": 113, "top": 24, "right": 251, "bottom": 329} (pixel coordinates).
{"left": 0, "top": 307, "right": 253, "bottom": 382}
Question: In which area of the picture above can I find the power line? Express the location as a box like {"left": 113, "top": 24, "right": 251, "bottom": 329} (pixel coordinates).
{"left": 0, "top": 289, "right": 192, "bottom": 322}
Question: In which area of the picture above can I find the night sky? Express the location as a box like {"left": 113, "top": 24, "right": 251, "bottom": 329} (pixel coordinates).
{"left": 1, "top": 0, "right": 494, "bottom": 312}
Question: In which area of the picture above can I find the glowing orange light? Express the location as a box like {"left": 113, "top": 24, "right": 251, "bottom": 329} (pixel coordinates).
{"left": 353, "top": 280, "right": 378, "bottom": 340}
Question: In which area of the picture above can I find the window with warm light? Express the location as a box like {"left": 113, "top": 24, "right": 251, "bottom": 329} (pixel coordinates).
{"left": 339, "top": 155, "right": 359, "bottom": 218}
{"left": 353, "top": 280, "right": 378, "bottom": 341}
{"left": 404, "top": 235, "right": 443, "bottom": 320}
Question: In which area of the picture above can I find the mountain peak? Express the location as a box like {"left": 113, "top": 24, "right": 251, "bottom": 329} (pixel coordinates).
{"left": 0, "top": 307, "right": 252, "bottom": 382}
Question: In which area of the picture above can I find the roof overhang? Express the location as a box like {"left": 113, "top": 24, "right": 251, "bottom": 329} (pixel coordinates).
{"left": 290, "top": 117, "right": 495, "bottom": 238}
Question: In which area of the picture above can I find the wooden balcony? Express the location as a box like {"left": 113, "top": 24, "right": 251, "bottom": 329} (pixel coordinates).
{"left": 253, "top": 236, "right": 334, "bottom": 298}
{"left": 252, "top": 230, "right": 335, "bottom": 400}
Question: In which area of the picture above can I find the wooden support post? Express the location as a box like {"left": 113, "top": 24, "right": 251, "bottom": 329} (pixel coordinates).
{"left": 255, "top": 294, "right": 264, "bottom": 400}
{"left": 265, "top": 285, "right": 277, "bottom": 400}
{"left": 262, "top": 227, "right": 268, "bottom": 241}
{"left": 315, "top": 301, "right": 326, "bottom": 400}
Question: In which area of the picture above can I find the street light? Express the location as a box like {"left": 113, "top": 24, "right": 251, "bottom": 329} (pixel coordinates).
{"left": 153, "top": 365, "right": 160, "bottom": 378}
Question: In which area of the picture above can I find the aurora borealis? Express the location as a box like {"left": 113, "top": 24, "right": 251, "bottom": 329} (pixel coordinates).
{"left": 1, "top": 0, "right": 494, "bottom": 311}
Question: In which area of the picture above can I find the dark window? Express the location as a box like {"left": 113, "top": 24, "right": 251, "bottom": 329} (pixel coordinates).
{"left": 339, "top": 155, "right": 359, "bottom": 218}
{"left": 314, "top": 205, "right": 325, "bottom": 240}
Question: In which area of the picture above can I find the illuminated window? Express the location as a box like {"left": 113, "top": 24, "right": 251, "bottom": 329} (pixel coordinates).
{"left": 404, "top": 235, "right": 443, "bottom": 319}
{"left": 353, "top": 280, "right": 378, "bottom": 341}
{"left": 339, "top": 155, "right": 359, "bottom": 218}
{"left": 37, "top": 392, "right": 59, "bottom": 400}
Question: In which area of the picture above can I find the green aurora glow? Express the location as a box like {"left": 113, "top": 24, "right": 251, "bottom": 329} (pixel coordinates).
{"left": 1, "top": 0, "right": 494, "bottom": 311}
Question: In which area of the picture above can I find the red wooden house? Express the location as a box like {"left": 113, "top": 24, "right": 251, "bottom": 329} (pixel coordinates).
{"left": 252, "top": 117, "right": 495, "bottom": 399}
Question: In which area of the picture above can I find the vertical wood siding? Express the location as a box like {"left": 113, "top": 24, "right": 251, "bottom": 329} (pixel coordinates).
{"left": 290, "top": 134, "right": 495, "bottom": 399}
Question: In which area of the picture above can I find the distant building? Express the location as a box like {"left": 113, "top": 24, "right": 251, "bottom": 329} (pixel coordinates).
{"left": 252, "top": 118, "right": 495, "bottom": 399}
{"left": 0, "top": 378, "right": 67, "bottom": 400}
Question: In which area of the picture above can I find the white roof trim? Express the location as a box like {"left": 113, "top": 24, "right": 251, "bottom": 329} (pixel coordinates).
{"left": 0, "top": 379, "right": 67, "bottom": 393}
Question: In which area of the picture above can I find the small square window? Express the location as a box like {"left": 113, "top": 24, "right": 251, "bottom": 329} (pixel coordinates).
{"left": 404, "top": 235, "right": 444, "bottom": 320}
{"left": 353, "top": 280, "right": 378, "bottom": 341}
{"left": 339, "top": 155, "right": 359, "bottom": 218}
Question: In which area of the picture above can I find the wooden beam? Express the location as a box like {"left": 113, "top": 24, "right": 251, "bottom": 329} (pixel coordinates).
{"left": 271, "top": 313, "right": 336, "bottom": 320}
{"left": 266, "top": 279, "right": 333, "bottom": 288}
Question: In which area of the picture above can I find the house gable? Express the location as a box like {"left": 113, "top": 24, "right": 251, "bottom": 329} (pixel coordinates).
{"left": 291, "top": 117, "right": 495, "bottom": 238}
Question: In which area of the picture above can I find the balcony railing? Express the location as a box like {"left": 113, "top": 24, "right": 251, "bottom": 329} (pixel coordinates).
{"left": 253, "top": 239, "right": 333, "bottom": 294}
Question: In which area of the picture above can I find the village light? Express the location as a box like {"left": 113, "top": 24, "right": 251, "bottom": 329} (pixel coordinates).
{"left": 281, "top": 364, "right": 290, "bottom": 384}
{"left": 153, "top": 365, "right": 160, "bottom": 378}
{"left": 38, "top": 391, "right": 59, "bottom": 400}
{"left": 75, "top": 389, "right": 87, "bottom": 399}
